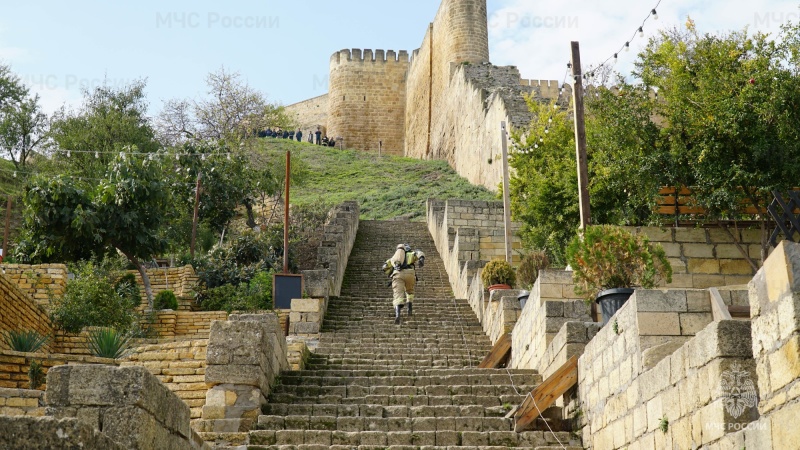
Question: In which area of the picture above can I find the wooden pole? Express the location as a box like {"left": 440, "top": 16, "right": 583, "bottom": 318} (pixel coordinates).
{"left": 190, "top": 173, "right": 202, "bottom": 259}
{"left": 283, "top": 151, "right": 290, "bottom": 274}
{"left": 2, "top": 196, "right": 11, "bottom": 262}
{"left": 570, "top": 41, "right": 591, "bottom": 231}
{"left": 500, "top": 122, "right": 513, "bottom": 264}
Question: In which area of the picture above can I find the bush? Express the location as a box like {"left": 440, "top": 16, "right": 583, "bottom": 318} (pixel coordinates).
{"left": 481, "top": 259, "right": 516, "bottom": 288}
{"left": 87, "top": 328, "right": 131, "bottom": 359}
{"left": 200, "top": 270, "right": 275, "bottom": 312}
{"left": 154, "top": 290, "right": 178, "bottom": 310}
{"left": 28, "top": 360, "right": 44, "bottom": 390}
{"left": 50, "top": 259, "right": 140, "bottom": 334}
{"left": 517, "top": 251, "right": 550, "bottom": 289}
{"left": 566, "top": 225, "right": 672, "bottom": 302}
{"left": 114, "top": 273, "right": 141, "bottom": 308}
{"left": 2, "top": 329, "right": 50, "bottom": 353}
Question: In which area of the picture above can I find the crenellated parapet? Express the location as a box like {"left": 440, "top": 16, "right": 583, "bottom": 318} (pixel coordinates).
{"left": 520, "top": 79, "right": 567, "bottom": 100}
{"left": 329, "top": 48, "right": 410, "bottom": 67}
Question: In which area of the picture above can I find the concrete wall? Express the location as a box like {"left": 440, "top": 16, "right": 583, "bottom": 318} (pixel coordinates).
{"left": 328, "top": 49, "right": 409, "bottom": 155}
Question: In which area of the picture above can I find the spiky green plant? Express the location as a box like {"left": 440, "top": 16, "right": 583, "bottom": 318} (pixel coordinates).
{"left": 2, "top": 330, "right": 50, "bottom": 353}
{"left": 28, "top": 360, "right": 45, "bottom": 390}
{"left": 87, "top": 328, "right": 131, "bottom": 359}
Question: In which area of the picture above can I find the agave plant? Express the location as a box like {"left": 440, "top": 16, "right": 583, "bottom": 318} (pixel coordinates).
{"left": 1, "top": 330, "right": 50, "bottom": 353}
{"left": 87, "top": 328, "right": 131, "bottom": 359}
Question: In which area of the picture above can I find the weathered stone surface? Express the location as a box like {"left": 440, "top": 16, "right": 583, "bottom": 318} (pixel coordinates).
{"left": 0, "top": 416, "right": 124, "bottom": 450}
{"left": 634, "top": 289, "right": 688, "bottom": 312}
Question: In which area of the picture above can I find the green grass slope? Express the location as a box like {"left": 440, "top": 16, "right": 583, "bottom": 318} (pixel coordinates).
{"left": 255, "top": 139, "right": 496, "bottom": 220}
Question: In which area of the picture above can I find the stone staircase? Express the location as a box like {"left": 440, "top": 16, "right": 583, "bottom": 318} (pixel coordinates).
{"left": 245, "top": 220, "right": 581, "bottom": 449}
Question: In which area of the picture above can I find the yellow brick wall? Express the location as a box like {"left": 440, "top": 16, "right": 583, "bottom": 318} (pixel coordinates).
{"left": 120, "top": 340, "right": 210, "bottom": 419}
{"left": 0, "top": 349, "right": 115, "bottom": 390}
{"left": 0, "top": 273, "right": 53, "bottom": 352}
{"left": 0, "top": 264, "right": 67, "bottom": 308}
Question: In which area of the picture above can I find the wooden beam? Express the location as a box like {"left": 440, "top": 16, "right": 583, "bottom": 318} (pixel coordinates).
{"left": 478, "top": 333, "right": 512, "bottom": 369}
{"left": 570, "top": 42, "right": 591, "bottom": 230}
{"left": 514, "top": 355, "right": 578, "bottom": 431}
{"left": 709, "top": 288, "right": 733, "bottom": 321}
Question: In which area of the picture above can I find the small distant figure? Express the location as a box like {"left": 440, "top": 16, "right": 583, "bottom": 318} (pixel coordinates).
{"left": 382, "top": 244, "right": 425, "bottom": 325}
{"left": 308, "top": 133, "right": 313, "bottom": 143}
{"left": 296, "top": 130, "right": 303, "bottom": 142}
{"left": 288, "top": 130, "right": 295, "bottom": 140}
{"left": 315, "top": 127, "right": 322, "bottom": 145}
{"left": 283, "top": 130, "right": 290, "bottom": 139}
{"left": 328, "top": 138, "right": 336, "bottom": 147}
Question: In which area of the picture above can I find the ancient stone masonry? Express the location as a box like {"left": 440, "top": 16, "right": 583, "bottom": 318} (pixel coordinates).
{"left": 0, "top": 271, "right": 53, "bottom": 352}
{"left": 301, "top": 201, "right": 359, "bottom": 299}
{"left": 285, "top": 0, "right": 571, "bottom": 190}
{"left": 0, "top": 264, "right": 67, "bottom": 308}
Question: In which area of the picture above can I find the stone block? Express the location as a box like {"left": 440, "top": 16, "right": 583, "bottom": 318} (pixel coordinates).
{"left": 688, "top": 258, "right": 721, "bottom": 274}
{"left": 291, "top": 298, "right": 322, "bottom": 313}
{"left": 683, "top": 243, "right": 715, "bottom": 258}
{"left": 0, "top": 416, "right": 124, "bottom": 449}
{"left": 637, "top": 313, "right": 681, "bottom": 336}
{"left": 686, "top": 290, "right": 711, "bottom": 312}
{"left": 720, "top": 259, "right": 755, "bottom": 275}
{"left": 679, "top": 312, "right": 713, "bottom": 335}
{"left": 674, "top": 228, "right": 707, "bottom": 243}
{"left": 634, "top": 289, "right": 688, "bottom": 312}
{"left": 767, "top": 335, "right": 800, "bottom": 394}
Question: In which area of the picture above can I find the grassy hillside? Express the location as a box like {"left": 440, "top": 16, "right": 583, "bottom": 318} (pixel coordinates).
{"left": 255, "top": 139, "right": 496, "bottom": 220}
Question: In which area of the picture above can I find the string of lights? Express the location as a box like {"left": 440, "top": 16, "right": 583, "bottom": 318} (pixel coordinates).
{"left": 582, "top": 0, "right": 662, "bottom": 83}
{"left": 47, "top": 148, "right": 234, "bottom": 161}
{"left": 1, "top": 166, "right": 211, "bottom": 188}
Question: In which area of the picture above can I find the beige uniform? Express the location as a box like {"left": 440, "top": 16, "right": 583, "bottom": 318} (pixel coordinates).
{"left": 388, "top": 248, "right": 418, "bottom": 307}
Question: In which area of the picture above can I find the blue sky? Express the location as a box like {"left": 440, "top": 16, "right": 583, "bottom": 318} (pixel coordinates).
{"left": 1, "top": 0, "right": 798, "bottom": 115}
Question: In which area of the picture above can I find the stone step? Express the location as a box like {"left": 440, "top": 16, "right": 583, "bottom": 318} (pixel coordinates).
{"left": 278, "top": 368, "right": 538, "bottom": 378}
{"left": 254, "top": 414, "right": 515, "bottom": 432}
{"left": 247, "top": 429, "right": 573, "bottom": 447}
{"left": 261, "top": 403, "right": 512, "bottom": 419}
{"left": 266, "top": 393, "right": 526, "bottom": 407}
{"left": 270, "top": 384, "right": 534, "bottom": 398}
{"left": 278, "top": 372, "right": 539, "bottom": 387}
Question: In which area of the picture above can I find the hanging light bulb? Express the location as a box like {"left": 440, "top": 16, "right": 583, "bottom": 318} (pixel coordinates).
{"left": 638, "top": 26, "right": 644, "bottom": 37}
{"left": 95, "top": 151, "right": 99, "bottom": 159}
{"left": 625, "top": 42, "right": 630, "bottom": 52}
{"left": 201, "top": 154, "right": 207, "bottom": 161}
{"left": 175, "top": 153, "right": 180, "bottom": 161}
{"left": 651, "top": 9, "right": 658, "bottom": 20}
{"left": 67, "top": 150, "right": 71, "bottom": 158}
{"left": 613, "top": 53, "right": 619, "bottom": 64}
{"left": 534, "top": 144, "right": 539, "bottom": 149}
{"left": 539, "top": 137, "right": 544, "bottom": 143}
{"left": 13, "top": 171, "right": 17, "bottom": 178}
{"left": 544, "top": 127, "right": 549, "bottom": 134}
{"left": 227, "top": 153, "right": 231, "bottom": 160}
{"left": 548, "top": 116, "right": 553, "bottom": 123}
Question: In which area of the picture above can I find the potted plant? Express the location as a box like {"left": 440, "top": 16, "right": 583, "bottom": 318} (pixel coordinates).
{"left": 481, "top": 259, "right": 516, "bottom": 291}
{"left": 566, "top": 225, "right": 672, "bottom": 325}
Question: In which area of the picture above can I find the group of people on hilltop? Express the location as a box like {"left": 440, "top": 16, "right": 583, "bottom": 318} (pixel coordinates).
{"left": 259, "top": 126, "right": 338, "bottom": 147}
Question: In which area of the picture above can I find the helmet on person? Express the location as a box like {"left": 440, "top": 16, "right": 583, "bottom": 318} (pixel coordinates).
{"left": 396, "top": 244, "right": 405, "bottom": 250}
{"left": 403, "top": 244, "right": 412, "bottom": 252}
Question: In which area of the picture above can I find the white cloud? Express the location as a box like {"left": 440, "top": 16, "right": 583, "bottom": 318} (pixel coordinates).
{"left": 488, "top": 0, "right": 800, "bottom": 83}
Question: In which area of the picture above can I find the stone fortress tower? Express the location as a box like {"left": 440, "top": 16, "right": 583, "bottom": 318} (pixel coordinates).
{"left": 286, "top": 0, "right": 568, "bottom": 190}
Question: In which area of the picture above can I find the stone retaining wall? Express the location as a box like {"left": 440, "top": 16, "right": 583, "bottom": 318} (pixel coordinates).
{"left": 0, "top": 264, "right": 67, "bottom": 308}
{"left": 0, "top": 387, "right": 44, "bottom": 416}
{"left": 120, "top": 340, "right": 209, "bottom": 419}
{"left": 302, "top": 201, "right": 359, "bottom": 299}
{"left": 0, "top": 273, "right": 53, "bottom": 352}
{"left": 0, "top": 349, "right": 115, "bottom": 390}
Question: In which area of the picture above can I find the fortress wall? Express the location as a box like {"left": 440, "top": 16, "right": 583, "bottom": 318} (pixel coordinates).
{"left": 328, "top": 49, "right": 409, "bottom": 155}
{"left": 284, "top": 94, "right": 329, "bottom": 134}
{"left": 406, "top": 0, "right": 490, "bottom": 160}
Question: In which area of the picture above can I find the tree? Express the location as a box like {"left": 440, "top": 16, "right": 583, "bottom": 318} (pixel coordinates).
{"left": 0, "top": 94, "right": 48, "bottom": 169}
{"left": 157, "top": 67, "right": 295, "bottom": 146}
{"left": 0, "top": 65, "right": 46, "bottom": 169}
{"left": 16, "top": 152, "right": 169, "bottom": 307}
{"left": 48, "top": 80, "right": 160, "bottom": 177}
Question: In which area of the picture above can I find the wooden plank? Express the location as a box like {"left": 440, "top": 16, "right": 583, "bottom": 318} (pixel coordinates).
{"left": 478, "top": 333, "right": 512, "bottom": 369}
{"left": 728, "top": 305, "right": 751, "bottom": 318}
{"left": 709, "top": 288, "right": 733, "bottom": 322}
{"left": 514, "top": 355, "right": 578, "bottom": 431}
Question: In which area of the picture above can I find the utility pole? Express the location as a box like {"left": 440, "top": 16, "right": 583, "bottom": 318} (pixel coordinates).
{"left": 190, "top": 173, "right": 202, "bottom": 259}
{"left": 571, "top": 41, "right": 591, "bottom": 231}
{"left": 283, "top": 151, "right": 291, "bottom": 274}
{"left": 501, "top": 122, "right": 513, "bottom": 264}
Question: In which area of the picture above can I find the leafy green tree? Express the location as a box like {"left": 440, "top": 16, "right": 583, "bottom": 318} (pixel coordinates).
{"left": 49, "top": 259, "right": 140, "bottom": 334}
{"left": 48, "top": 80, "right": 160, "bottom": 177}
{"left": 0, "top": 64, "right": 27, "bottom": 109}
{"left": 16, "top": 152, "right": 168, "bottom": 306}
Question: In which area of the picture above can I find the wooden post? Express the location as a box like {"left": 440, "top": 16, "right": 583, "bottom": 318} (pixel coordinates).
{"left": 283, "top": 151, "right": 291, "bottom": 274}
{"left": 1, "top": 196, "right": 11, "bottom": 262}
{"left": 501, "top": 122, "right": 513, "bottom": 264}
{"left": 570, "top": 41, "right": 591, "bottom": 231}
{"left": 190, "top": 173, "right": 202, "bottom": 259}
